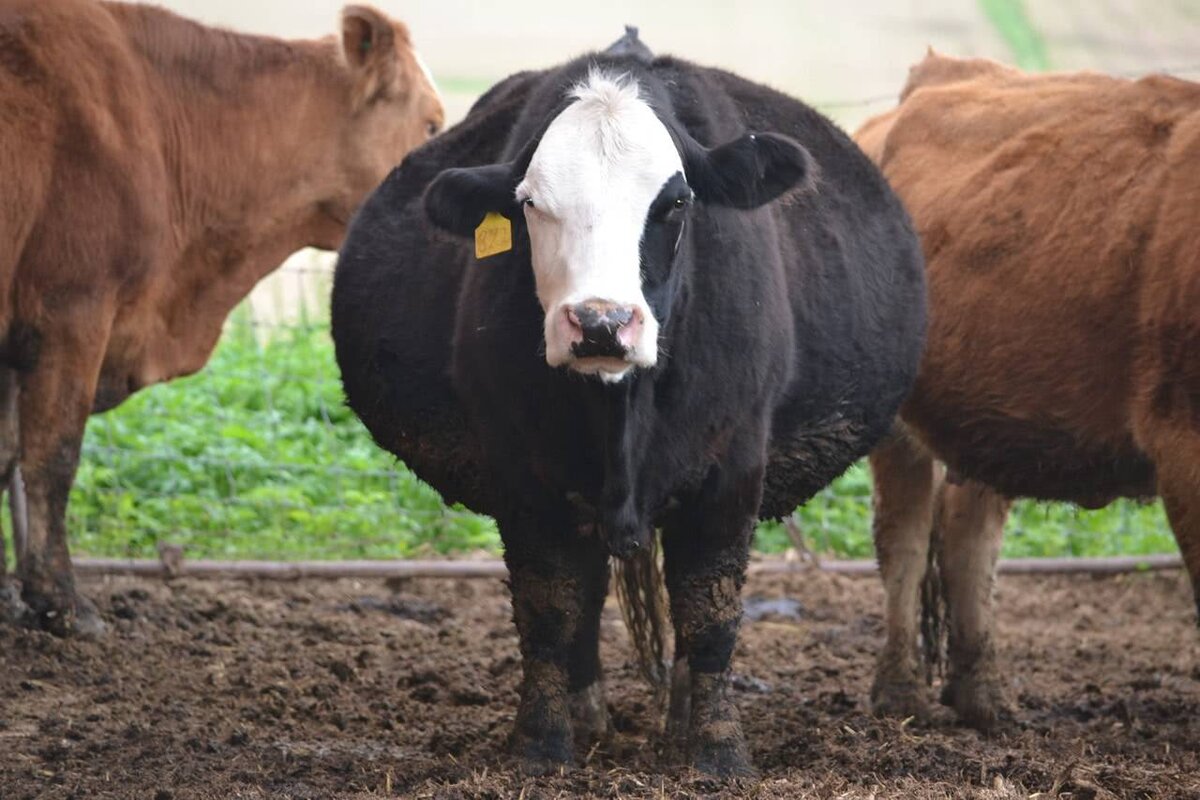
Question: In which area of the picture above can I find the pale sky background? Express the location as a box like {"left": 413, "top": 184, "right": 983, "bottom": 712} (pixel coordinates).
{"left": 154, "top": 1, "right": 1200, "bottom": 130}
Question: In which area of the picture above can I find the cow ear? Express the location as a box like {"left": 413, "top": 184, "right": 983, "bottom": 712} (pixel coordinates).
{"left": 685, "top": 132, "right": 814, "bottom": 209}
{"left": 341, "top": 5, "right": 404, "bottom": 106}
{"left": 423, "top": 164, "right": 519, "bottom": 237}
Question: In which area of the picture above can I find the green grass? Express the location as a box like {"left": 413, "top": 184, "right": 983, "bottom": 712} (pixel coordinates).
{"left": 72, "top": 307, "right": 498, "bottom": 561}
{"left": 66, "top": 304, "right": 1175, "bottom": 563}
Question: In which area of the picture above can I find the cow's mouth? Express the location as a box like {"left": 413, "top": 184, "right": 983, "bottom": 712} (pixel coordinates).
{"left": 567, "top": 354, "right": 634, "bottom": 380}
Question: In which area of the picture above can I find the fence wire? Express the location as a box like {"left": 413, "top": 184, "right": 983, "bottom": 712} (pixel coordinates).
{"left": 72, "top": 58, "right": 1196, "bottom": 563}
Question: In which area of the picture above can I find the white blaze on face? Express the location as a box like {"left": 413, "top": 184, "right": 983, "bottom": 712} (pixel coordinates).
{"left": 515, "top": 70, "right": 682, "bottom": 381}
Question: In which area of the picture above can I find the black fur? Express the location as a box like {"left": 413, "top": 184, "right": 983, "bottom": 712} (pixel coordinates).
{"left": 332, "top": 51, "right": 926, "bottom": 772}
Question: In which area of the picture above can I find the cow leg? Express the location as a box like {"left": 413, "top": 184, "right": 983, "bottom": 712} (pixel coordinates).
{"left": 0, "top": 366, "right": 24, "bottom": 624}
{"left": 566, "top": 533, "right": 612, "bottom": 747}
{"left": 936, "top": 479, "right": 1011, "bottom": 730}
{"left": 1156, "top": 457, "right": 1200, "bottom": 624}
{"left": 868, "top": 430, "right": 937, "bottom": 720}
{"left": 661, "top": 469, "right": 759, "bottom": 777}
{"left": 16, "top": 312, "right": 109, "bottom": 637}
{"left": 503, "top": 513, "right": 606, "bottom": 773}
{"left": 663, "top": 631, "right": 691, "bottom": 763}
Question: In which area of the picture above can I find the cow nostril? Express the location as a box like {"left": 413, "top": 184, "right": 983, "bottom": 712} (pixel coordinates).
{"left": 608, "top": 305, "right": 635, "bottom": 328}
{"left": 564, "top": 305, "right": 583, "bottom": 332}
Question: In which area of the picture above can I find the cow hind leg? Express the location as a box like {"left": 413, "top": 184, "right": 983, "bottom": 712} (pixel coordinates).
{"left": 16, "top": 309, "right": 110, "bottom": 637}
{"left": 566, "top": 534, "right": 612, "bottom": 747}
{"left": 936, "top": 479, "right": 1012, "bottom": 731}
{"left": 868, "top": 429, "right": 938, "bottom": 720}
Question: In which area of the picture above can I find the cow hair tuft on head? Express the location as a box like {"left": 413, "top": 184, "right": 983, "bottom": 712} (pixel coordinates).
{"left": 568, "top": 68, "right": 646, "bottom": 158}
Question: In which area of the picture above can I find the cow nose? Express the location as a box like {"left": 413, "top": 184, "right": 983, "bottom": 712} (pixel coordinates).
{"left": 566, "top": 300, "right": 641, "bottom": 358}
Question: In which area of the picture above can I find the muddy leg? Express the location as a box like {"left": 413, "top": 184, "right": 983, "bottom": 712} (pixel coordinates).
{"left": 662, "top": 633, "right": 691, "bottom": 761}
{"left": 17, "top": 312, "right": 109, "bottom": 637}
{"left": 661, "top": 470, "right": 759, "bottom": 778}
{"left": 868, "top": 430, "right": 938, "bottom": 720}
{"left": 503, "top": 510, "right": 606, "bottom": 774}
{"left": 0, "top": 366, "right": 26, "bottom": 623}
{"left": 566, "top": 532, "right": 612, "bottom": 747}
{"left": 936, "top": 479, "right": 1011, "bottom": 730}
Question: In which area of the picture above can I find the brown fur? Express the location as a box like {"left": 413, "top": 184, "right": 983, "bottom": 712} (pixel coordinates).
{"left": 0, "top": 0, "right": 442, "bottom": 633}
{"left": 858, "top": 53, "right": 1200, "bottom": 728}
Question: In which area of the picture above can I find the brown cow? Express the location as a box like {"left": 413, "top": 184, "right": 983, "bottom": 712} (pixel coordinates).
{"left": 855, "top": 52, "right": 1200, "bottom": 729}
{"left": 0, "top": 0, "right": 443, "bottom": 634}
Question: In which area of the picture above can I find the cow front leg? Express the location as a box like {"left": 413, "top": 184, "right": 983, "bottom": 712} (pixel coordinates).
{"left": 0, "top": 366, "right": 24, "bottom": 624}
{"left": 16, "top": 310, "right": 110, "bottom": 637}
{"left": 503, "top": 514, "right": 606, "bottom": 773}
{"left": 662, "top": 477, "right": 758, "bottom": 778}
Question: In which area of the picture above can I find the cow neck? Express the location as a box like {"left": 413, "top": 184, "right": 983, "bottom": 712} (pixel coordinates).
{"left": 134, "top": 33, "right": 351, "bottom": 381}
{"left": 595, "top": 379, "right": 641, "bottom": 555}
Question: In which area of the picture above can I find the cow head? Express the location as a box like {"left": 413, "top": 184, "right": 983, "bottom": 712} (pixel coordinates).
{"left": 424, "top": 69, "right": 811, "bottom": 382}
{"left": 326, "top": 6, "right": 444, "bottom": 230}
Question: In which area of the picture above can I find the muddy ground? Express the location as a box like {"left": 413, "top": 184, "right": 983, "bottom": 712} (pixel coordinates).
{"left": 2, "top": 565, "right": 1198, "bottom": 799}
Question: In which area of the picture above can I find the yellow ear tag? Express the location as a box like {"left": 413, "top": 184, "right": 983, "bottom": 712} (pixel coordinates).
{"left": 474, "top": 212, "right": 512, "bottom": 259}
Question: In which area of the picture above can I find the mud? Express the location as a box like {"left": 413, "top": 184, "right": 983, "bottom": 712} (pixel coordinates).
{"left": 2, "top": 566, "right": 1198, "bottom": 798}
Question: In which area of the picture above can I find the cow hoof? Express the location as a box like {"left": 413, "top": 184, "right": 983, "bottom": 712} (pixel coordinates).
{"left": 22, "top": 591, "right": 107, "bottom": 638}
{"left": 940, "top": 673, "right": 1010, "bottom": 732}
{"left": 568, "top": 683, "right": 612, "bottom": 746}
{"left": 510, "top": 739, "right": 575, "bottom": 776}
{"left": 509, "top": 725, "right": 574, "bottom": 776}
{"left": 689, "top": 735, "right": 757, "bottom": 779}
{"left": 870, "top": 671, "right": 931, "bottom": 721}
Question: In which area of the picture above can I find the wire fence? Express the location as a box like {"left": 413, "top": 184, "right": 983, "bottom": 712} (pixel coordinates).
{"left": 70, "top": 58, "right": 1199, "bottom": 564}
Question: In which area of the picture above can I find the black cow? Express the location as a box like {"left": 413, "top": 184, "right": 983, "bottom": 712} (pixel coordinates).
{"left": 332, "top": 31, "right": 925, "bottom": 776}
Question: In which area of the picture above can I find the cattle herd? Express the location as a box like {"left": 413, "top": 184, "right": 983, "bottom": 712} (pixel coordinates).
{"left": 2, "top": 0, "right": 1198, "bottom": 782}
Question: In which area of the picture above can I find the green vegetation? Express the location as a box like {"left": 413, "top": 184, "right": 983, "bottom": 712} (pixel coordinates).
{"left": 72, "top": 308, "right": 497, "bottom": 561}
{"left": 979, "top": 0, "right": 1051, "bottom": 71}
{"left": 67, "top": 306, "right": 1175, "bottom": 562}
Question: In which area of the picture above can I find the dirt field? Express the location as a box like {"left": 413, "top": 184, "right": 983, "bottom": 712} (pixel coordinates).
{"left": 3, "top": 566, "right": 1198, "bottom": 799}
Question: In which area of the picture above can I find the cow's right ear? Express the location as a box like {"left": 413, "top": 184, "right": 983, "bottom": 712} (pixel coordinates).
{"left": 423, "top": 164, "right": 518, "bottom": 237}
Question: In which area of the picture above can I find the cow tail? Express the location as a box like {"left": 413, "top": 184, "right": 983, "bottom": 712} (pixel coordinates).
{"left": 613, "top": 532, "right": 671, "bottom": 699}
{"left": 919, "top": 489, "right": 946, "bottom": 683}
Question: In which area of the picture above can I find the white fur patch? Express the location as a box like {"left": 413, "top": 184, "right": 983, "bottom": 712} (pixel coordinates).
{"left": 515, "top": 69, "right": 681, "bottom": 380}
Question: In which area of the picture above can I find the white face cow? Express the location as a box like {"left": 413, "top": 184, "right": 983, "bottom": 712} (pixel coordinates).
{"left": 514, "top": 72, "right": 682, "bottom": 381}
{"left": 422, "top": 64, "right": 813, "bottom": 382}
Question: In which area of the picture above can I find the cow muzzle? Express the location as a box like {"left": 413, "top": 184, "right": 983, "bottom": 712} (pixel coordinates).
{"left": 563, "top": 300, "right": 643, "bottom": 360}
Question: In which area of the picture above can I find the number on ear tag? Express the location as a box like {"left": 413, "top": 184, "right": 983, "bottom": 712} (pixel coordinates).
{"left": 474, "top": 212, "right": 512, "bottom": 259}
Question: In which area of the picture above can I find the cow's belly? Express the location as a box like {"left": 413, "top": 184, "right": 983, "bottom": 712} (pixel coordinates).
{"left": 902, "top": 396, "right": 1157, "bottom": 506}
{"left": 761, "top": 412, "right": 876, "bottom": 520}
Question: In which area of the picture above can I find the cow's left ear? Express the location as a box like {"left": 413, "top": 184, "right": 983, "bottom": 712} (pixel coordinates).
{"left": 684, "top": 132, "right": 814, "bottom": 209}
{"left": 341, "top": 5, "right": 405, "bottom": 106}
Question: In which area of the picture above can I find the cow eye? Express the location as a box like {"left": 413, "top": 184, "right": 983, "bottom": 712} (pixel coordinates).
{"left": 523, "top": 198, "right": 536, "bottom": 209}
{"left": 426, "top": 121, "right": 440, "bottom": 137}
{"left": 673, "top": 197, "right": 687, "bottom": 209}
